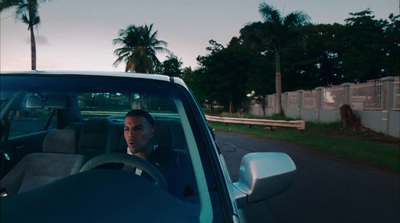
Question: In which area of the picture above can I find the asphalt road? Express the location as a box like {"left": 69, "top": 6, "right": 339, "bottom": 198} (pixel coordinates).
{"left": 215, "top": 130, "right": 400, "bottom": 223}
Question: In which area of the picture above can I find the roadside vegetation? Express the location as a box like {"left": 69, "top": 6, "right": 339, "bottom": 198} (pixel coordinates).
{"left": 186, "top": 8, "right": 399, "bottom": 115}
{"left": 208, "top": 113, "right": 400, "bottom": 172}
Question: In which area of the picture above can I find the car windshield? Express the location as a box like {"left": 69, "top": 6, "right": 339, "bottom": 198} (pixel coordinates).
{"left": 0, "top": 73, "right": 220, "bottom": 222}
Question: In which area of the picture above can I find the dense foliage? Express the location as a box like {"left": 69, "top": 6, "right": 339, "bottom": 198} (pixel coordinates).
{"left": 184, "top": 7, "right": 399, "bottom": 112}
{"left": 155, "top": 54, "right": 183, "bottom": 77}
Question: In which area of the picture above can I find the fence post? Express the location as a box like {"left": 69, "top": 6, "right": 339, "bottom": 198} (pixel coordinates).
{"left": 382, "top": 76, "right": 395, "bottom": 135}
{"left": 283, "top": 92, "right": 288, "bottom": 115}
{"left": 341, "top": 83, "right": 351, "bottom": 106}
{"left": 298, "top": 90, "right": 303, "bottom": 119}
{"left": 382, "top": 76, "right": 395, "bottom": 111}
{"left": 315, "top": 87, "right": 324, "bottom": 123}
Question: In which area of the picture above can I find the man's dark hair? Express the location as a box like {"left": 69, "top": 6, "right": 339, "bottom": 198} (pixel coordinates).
{"left": 125, "top": 110, "right": 155, "bottom": 127}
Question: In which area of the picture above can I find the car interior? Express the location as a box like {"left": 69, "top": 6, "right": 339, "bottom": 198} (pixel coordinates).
{"left": 0, "top": 75, "right": 223, "bottom": 222}
{"left": 1, "top": 73, "right": 299, "bottom": 223}
{"left": 0, "top": 92, "right": 199, "bottom": 202}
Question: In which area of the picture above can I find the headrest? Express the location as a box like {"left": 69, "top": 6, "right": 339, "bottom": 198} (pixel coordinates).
{"left": 77, "top": 118, "right": 111, "bottom": 157}
{"left": 42, "top": 129, "right": 76, "bottom": 153}
{"left": 153, "top": 120, "right": 173, "bottom": 148}
{"left": 79, "top": 118, "right": 110, "bottom": 134}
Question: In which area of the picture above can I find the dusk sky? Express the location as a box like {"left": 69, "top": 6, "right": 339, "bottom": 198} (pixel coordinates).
{"left": 1, "top": 0, "right": 398, "bottom": 72}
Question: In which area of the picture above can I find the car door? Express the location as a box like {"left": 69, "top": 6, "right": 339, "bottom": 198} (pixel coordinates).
{"left": 4, "top": 94, "right": 57, "bottom": 163}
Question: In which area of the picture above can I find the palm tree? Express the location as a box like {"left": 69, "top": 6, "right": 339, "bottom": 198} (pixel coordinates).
{"left": 113, "top": 24, "right": 170, "bottom": 73}
{"left": 1, "top": 0, "right": 50, "bottom": 70}
{"left": 240, "top": 3, "right": 310, "bottom": 115}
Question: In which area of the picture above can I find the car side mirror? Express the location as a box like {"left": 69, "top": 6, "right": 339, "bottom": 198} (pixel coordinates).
{"left": 233, "top": 152, "right": 296, "bottom": 208}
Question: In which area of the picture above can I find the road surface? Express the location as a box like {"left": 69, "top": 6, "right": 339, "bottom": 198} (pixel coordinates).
{"left": 215, "top": 130, "right": 399, "bottom": 223}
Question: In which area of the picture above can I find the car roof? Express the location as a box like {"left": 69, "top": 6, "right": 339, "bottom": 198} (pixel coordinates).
{"left": 0, "top": 70, "right": 188, "bottom": 89}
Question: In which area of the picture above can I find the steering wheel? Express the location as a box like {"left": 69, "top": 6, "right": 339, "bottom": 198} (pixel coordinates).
{"left": 80, "top": 153, "right": 168, "bottom": 191}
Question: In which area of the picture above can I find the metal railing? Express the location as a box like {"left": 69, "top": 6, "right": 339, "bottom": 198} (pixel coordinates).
{"left": 205, "top": 115, "right": 306, "bottom": 130}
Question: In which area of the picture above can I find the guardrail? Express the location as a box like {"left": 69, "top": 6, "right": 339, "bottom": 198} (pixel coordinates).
{"left": 205, "top": 115, "right": 306, "bottom": 130}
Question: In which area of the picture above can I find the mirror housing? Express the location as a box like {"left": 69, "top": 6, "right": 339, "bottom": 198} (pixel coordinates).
{"left": 233, "top": 152, "right": 296, "bottom": 208}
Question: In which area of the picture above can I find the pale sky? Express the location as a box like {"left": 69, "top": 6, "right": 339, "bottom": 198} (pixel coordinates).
{"left": 1, "top": 0, "right": 398, "bottom": 72}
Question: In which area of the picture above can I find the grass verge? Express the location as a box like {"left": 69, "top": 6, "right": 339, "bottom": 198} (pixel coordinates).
{"left": 209, "top": 121, "right": 400, "bottom": 172}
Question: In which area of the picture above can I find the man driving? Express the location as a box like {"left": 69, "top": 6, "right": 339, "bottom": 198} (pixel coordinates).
{"left": 123, "top": 110, "right": 185, "bottom": 197}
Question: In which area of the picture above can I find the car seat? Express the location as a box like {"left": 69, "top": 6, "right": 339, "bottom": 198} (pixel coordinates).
{"left": 0, "top": 129, "right": 88, "bottom": 195}
{"left": 76, "top": 117, "right": 110, "bottom": 159}
{"left": 154, "top": 120, "right": 197, "bottom": 201}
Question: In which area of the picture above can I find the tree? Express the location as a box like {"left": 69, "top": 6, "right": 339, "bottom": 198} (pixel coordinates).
{"left": 282, "top": 23, "right": 347, "bottom": 90}
{"left": 156, "top": 54, "right": 183, "bottom": 77}
{"left": 1, "top": 0, "right": 51, "bottom": 70}
{"left": 277, "top": 10, "right": 398, "bottom": 89}
{"left": 342, "top": 9, "right": 387, "bottom": 82}
{"left": 383, "top": 14, "right": 400, "bottom": 76}
{"left": 181, "top": 67, "right": 194, "bottom": 87}
{"left": 194, "top": 39, "right": 269, "bottom": 113}
{"left": 113, "top": 24, "right": 170, "bottom": 73}
{"left": 240, "top": 3, "right": 310, "bottom": 115}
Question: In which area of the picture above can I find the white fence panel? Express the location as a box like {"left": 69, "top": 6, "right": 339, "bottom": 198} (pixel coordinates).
{"left": 350, "top": 81, "right": 382, "bottom": 110}
{"left": 322, "top": 86, "right": 345, "bottom": 109}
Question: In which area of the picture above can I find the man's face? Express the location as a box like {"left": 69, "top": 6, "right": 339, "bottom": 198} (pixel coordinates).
{"left": 124, "top": 116, "right": 154, "bottom": 154}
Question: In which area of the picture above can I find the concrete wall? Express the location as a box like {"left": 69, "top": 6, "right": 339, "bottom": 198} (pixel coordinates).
{"left": 249, "top": 76, "right": 400, "bottom": 138}
{"left": 388, "top": 111, "right": 400, "bottom": 137}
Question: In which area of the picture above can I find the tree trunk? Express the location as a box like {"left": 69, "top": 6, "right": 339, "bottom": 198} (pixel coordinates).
{"left": 30, "top": 25, "right": 36, "bottom": 70}
{"left": 275, "top": 51, "right": 284, "bottom": 115}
